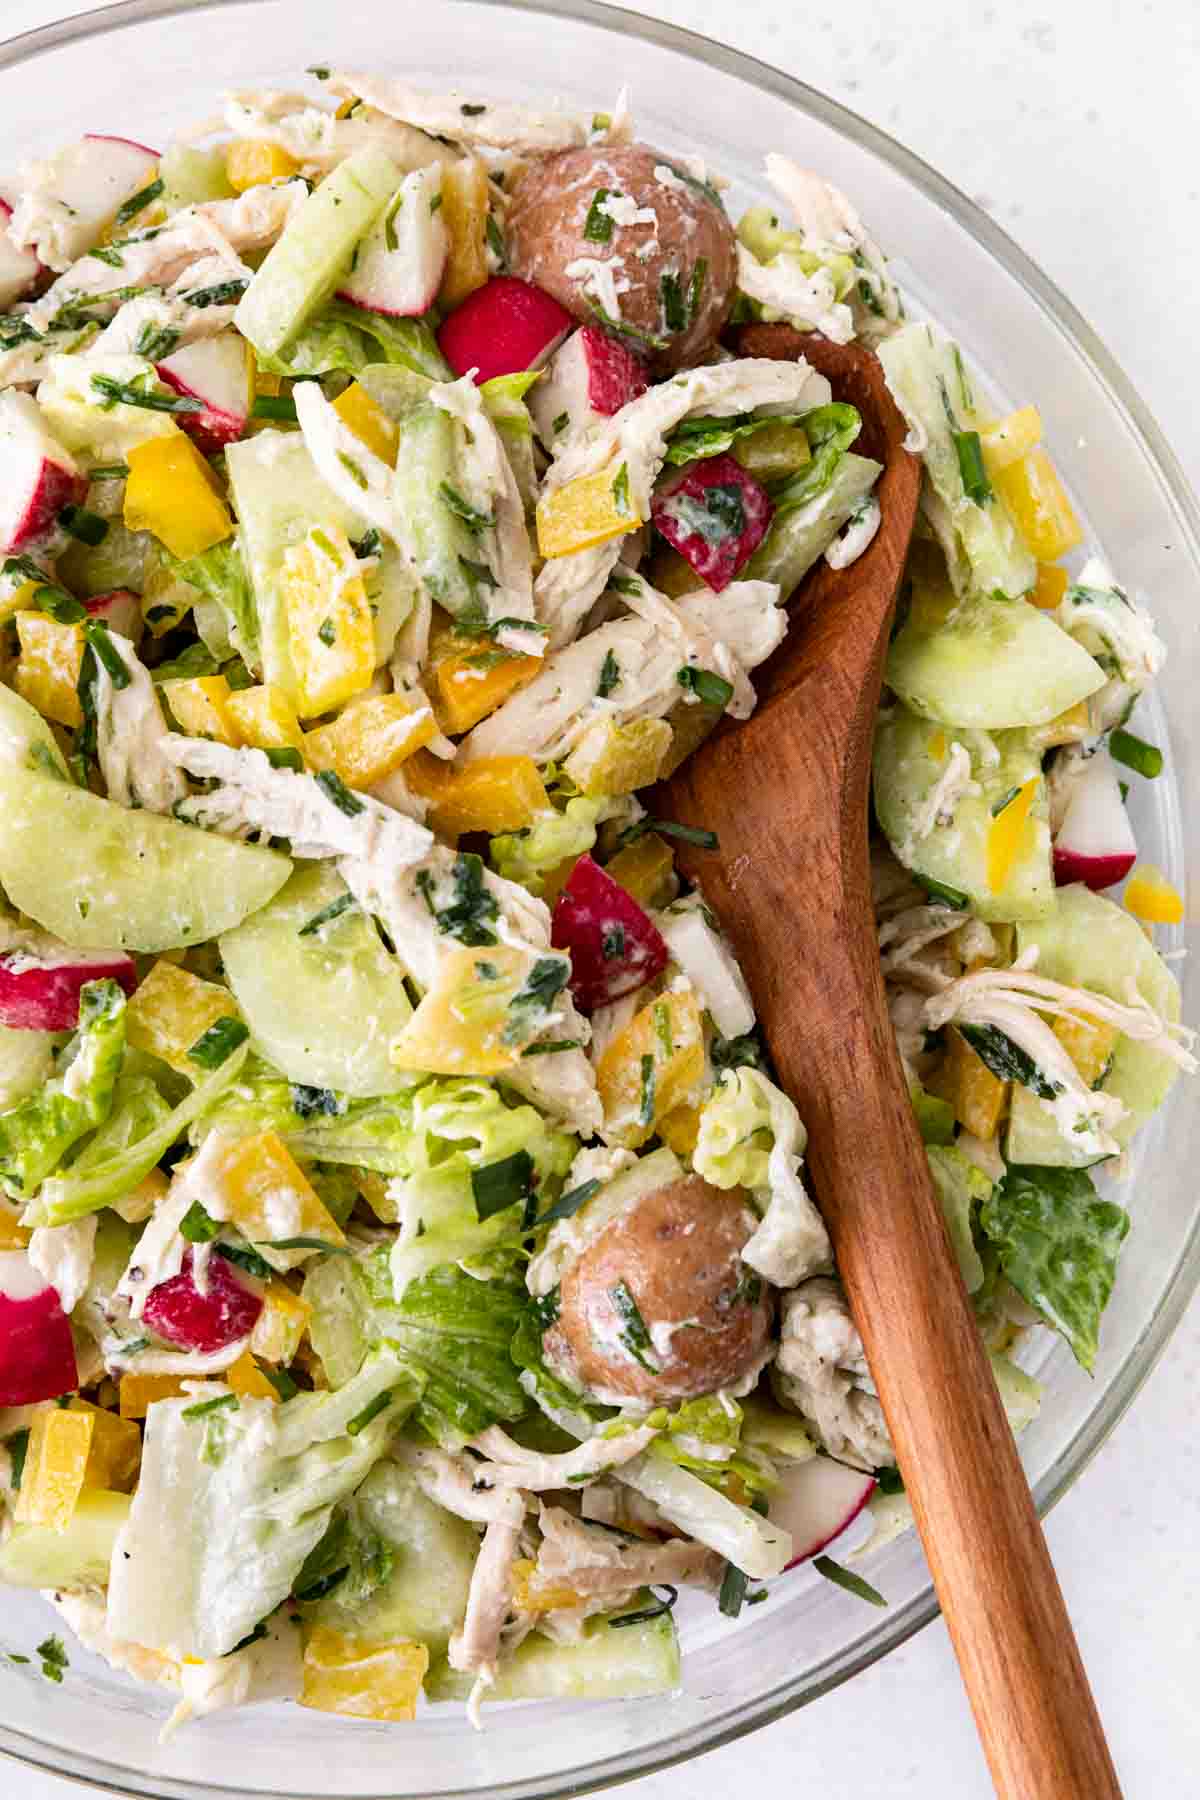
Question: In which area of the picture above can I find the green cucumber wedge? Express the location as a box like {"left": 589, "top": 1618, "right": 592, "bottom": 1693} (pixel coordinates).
{"left": 426, "top": 1605, "right": 680, "bottom": 1702}
{"left": 0, "top": 1489, "right": 131, "bottom": 1590}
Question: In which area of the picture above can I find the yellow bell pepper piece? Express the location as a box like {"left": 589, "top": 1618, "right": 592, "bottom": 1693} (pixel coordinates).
{"left": 119, "top": 1372, "right": 188, "bottom": 1419}
{"left": 424, "top": 755, "right": 547, "bottom": 837}
{"left": 304, "top": 693, "right": 437, "bottom": 790}
{"left": 300, "top": 1626, "right": 429, "bottom": 1722}
{"left": 433, "top": 644, "right": 541, "bottom": 735}
{"left": 931, "top": 1027, "right": 1008, "bottom": 1139}
{"left": 281, "top": 523, "right": 376, "bottom": 717}
{"left": 224, "top": 683, "right": 305, "bottom": 753}
{"left": 597, "top": 989, "right": 706, "bottom": 1148}
{"left": 0, "top": 1206, "right": 30, "bottom": 1249}
{"left": 390, "top": 946, "right": 539, "bottom": 1075}
{"left": 225, "top": 139, "right": 301, "bottom": 193}
{"left": 225, "top": 1351, "right": 280, "bottom": 1401}
{"left": 993, "top": 448, "right": 1083, "bottom": 562}
{"left": 124, "top": 433, "right": 234, "bottom": 562}
{"left": 14, "top": 613, "right": 84, "bottom": 728}
{"left": 67, "top": 1398, "right": 142, "bottom": 1492}
{"left": 126, "top": 958, "right": 242, "bottom": 1074}
{"left": 1052, "top": 1013, "right": 1119, "bottom": 1089}
{"left": 250, "top": 1281, "right": 312, "bottom": 1365}
{"left": 563, "top": 717, "right": 671, "bottom": 796}
{"left": 161, "top": 673, "right": 243, "bottom": 745}
{"left": 986, "top": 775, "right": 1039, "bottom": 894}
{"left": 1124, "top": 864, "right": 1184, "bottom": 925}
{"left": 658, "top": 1102, "right": 701, "bottom": 1156}
{"left": 0, "top": 562, "right": 43, "bottom": 626}
{"left": 14, "top": 1407, "right": 96, "bottom": 1530}
{"left": 536, "top": 462, "right": 641, "bottom": 559}
{"left": 979, "top": 404, "right": 1042, "bottom": 476}
{"left": 332, "top": 382, "right": 400, "bottom": 465}
{"left": 1029, "top": 563, "right": 1069, "bottom": 611}
{"left": 605, "top": 834, "right": 677, "bottom": 909}
{"left": 439, "top": 157, "right": 490, "bottom": 310}
{"left": 510, "top": 1558, "right": 585, "bottom": 1615}
{"left": 202, "top": 1130, "right": 346, "bottom": 1268}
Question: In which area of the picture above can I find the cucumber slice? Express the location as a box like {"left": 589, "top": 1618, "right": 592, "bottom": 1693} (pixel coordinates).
{"left": 426, "top": 1606, "right": 680, "bottom": 1702}
{"left": 0, "top": 1488, "right": 131, "bottom": 1589}
{"left": 1016, "top": 884, "right": 1182, "bottom": 1146}
{"left": 58, "top": 520, "right": 150, "bottom": 599}
{"left": 219, "top": 865, "right": 412, "bottom": 1097}
{"left": 746, "top": 451, "right": 880, "bottom": 593}
{"left": 234, "top": 147, "right": 402, "bottom": 358}
{"left": 158, "top": 143, "right": 235, "bottom": 211}
{"left": 0, "top": 681, "right": 69, "bottom": 778}
{"left": 1004, "top": 1082, "right": 1108, "bottom": 1168}
{"left": 307, "top": 1464, "right": 477, "bottom": 1656}
{"left": 391, "top": 402, "right": 483, "bottom": 623}
{"left": 0, "top": 767, "right": 290, "bottom": 952}
{"left": 887, "top": 591, "right": 1105, "bottom": 729}
{"left": 0, "top": 1023, "right": 55, "bottom": 1110}
{"left": 873, "top": 705, "right": 1054, "bottom": 921}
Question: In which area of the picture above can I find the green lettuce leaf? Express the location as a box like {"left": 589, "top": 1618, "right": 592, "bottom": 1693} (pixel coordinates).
{"left": 255, "top": 301, "right": 451, "bottom": 383}
{"left": 980, "top": 1164, "right": 1130, "bottom": 1370}
{"left": 510, "top": 1301, "right": 609, "bottom": 1439}
{"left": 489, "top": 794, "right": 609, "bottom": 898}
{"left": 171, "top": 538, "right": 258, "bottom": 669}
{"left": 662, "top": 408, "right": 809, "bottom": 468}
{"left": 768, "top": 404, "right": 861, "bottom": 516}
{"left": 927, "top": 1145, "right": 991, "bottom": 1293}
{"left": 0, "top": 979, "right": 126, "bottom": 1199}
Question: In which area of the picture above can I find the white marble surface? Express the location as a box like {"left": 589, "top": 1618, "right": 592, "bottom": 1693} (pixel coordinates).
{"left": 2, "top": 0, "right": 1198, "bottom": 1794}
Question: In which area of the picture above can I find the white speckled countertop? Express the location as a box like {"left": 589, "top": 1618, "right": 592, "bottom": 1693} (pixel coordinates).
{"left": 3, "top": 0, "right": 1198, "bottom": 1794}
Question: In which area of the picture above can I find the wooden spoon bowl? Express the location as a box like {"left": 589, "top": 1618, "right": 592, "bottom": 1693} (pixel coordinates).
{"left": 655, "top": 323, "right": 1120, "bottom": 1797}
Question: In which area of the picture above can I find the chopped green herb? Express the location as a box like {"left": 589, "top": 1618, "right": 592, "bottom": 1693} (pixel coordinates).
{"left": 58, "top": 504, "right": 109, "bottom": 547}
{"left": 990, "top": 785, "right": 1022, "bottom": 817}
{"left": 602, "top": 924, "right": 626, "bottom": 961}
{"left": 638, "top": 1053, "right": 656, "bottom": 1125}
{"left": 472, "top": 1148, "right": 536, "bottom": 1221}
{"left": 82, "top": 619, "right": 131, "bottom": 688}
{"left": 265, "top": 746, "right": 304, "bottom": 772}
{"left": 520, "top": 1037, "right": 583, "bottom": 1056}
{"left": 179, "top": 1200, "right": 220, "bottom": 1244}
{"left": 552, "top": 411, "right": 569, "bottom": 436}
{"left": 114, "top": 177, "right": 164, "bottom": 229}
{"left": 317, "top": 616, "right": 337, "bottom": 647}
{"left": 460, "top": 102, "right": 488, "bottom": 116}
{"left": 531, "top": 1285, "right": 560, "bottom": 1331}
{"left": 529, "top": 1177, "right": 600, "bottom": 1231}
{"left": 589, "top": 304, "right": 669, "bottom": 353}
{"left": 298, "top": 892, "right": 358, "bottom": 936}
{"left": 611, "top": 462, "right": 632, "bottom": 517}
{"left": 5, "top": 1427, "right": 30, "bottom": 1490}
{"left": 261, "top": 1235, "right": 349, "bottom": 1254}
{"left": 660, "top": 270, "right": 688, "bottom": 334}
{"left": 617, "top": 817, "right": 719, "bottom": 852}
{"left": 336, "top": 451, "right": 368, "bottom": 490}
{"left": 583, "top": 188, "right": 616, "bottom": 244}
{"left": 439, "top": 482, "right": 495, "bottom": 535}
{"left": 34, "top": 583, "right": 87, "bottom": 624}
{"left": 36, "top": 1635, "right": 68, "bottom": 1683}
{"left": 662, "top": 482, "right": 745, "bottom": 546}
{"left": 187, "top": 1015, "right": 250, "bottom": 1070}
{"left": 345, "top": 1390, "right": 393, "bottom": 1436}
{"left": 597, "top": 648, "right": 621, "bottom": 698}
{"left": 185, "top": 278, "right": 249, "bottom": 309}
{"left": 609, "top": 1277, "right": 657, "bottom": 1370}
{"left": 610, "top": 1585, "right": 679, "bottom": 1628}
{"left": 251, "top": 393, "right": 298, "bottom": 422}
{"left": 133, "top": 320, "right": 180, "bottom": 362}
{"left": 875, "top": 1465, "right": 905, "bottom": 1495}
{"left": 89, "top": 246, "right": 125, "bottom": 269}
{"left": 219, "top": 1243, "right": 274, "bottom": 1282}
{"left": 953, "top": 429, "right": 991, "bottom": 506}
{"left": 503, "top": 955, "right": 570, "bottom": 1044}
{"left": 653, "top": 1000, "right": 674, "bottom": 1057}
{"left": 676, "top": 665, "right": 733, "bottom": 708}
{"left": 485, "top": 212, "right": 506, "bottom": 265}
{"left": 87, "top": 462, "right": 129, "bottom": 481}
{"left": 263, "top": 1364, "right": 300, "bottom": 1401}
{"left": 1109, "top": 728, "right": 1163, "bottom": 779}
{"left": 913, "top": 872, "right": 969, "bottom": 909}
{"left": 958, "top": 1023, "right": 1061, "bottom": 1099}
{"left": 182, "top": 1392, "right": 240, "bottom": 1421}
{"left": 307, "top": 63, "right": 331, "bottom": 79}
{"left": 718, "top": 1562, "right": 749, "bottom": 1617}
{"left": 418, "top": 852, "right": 499, "bottom": 946}
{"left": 315, "top": 769, "right": 366, "bottom": 817}
{"left": 382, "top": 188, "right": 405, "bottom": 254}
{"left": 289, "top": 1084, "right": 340, "bottom": 1118}
{"left": 28, "top": 741, "right": 68, "bottom": 783}
{"left": 686, "top": 257, "right": 709, "bottom": 322}
{"left": 813, "top": 1555, "right": 887, "bottom": 1607}
{"left": 91, "top": 373, "right": 202, "bottom": 415}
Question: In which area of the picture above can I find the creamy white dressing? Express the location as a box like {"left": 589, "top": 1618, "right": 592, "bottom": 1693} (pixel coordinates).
{"left": 735, "top": 243, "right": 854, "bottom": 344}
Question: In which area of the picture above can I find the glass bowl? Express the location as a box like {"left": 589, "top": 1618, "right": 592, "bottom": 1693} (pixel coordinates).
{"left": 0, "top": 3, "right": 1197, "bottom": 1796}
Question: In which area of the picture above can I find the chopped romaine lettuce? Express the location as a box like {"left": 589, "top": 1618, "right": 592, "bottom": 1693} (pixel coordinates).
{"left": 0, "top": 980, "right": 126, "bottom": 1200}
{"left": 926, "top": 1145, "right": 990, "bottom": 1293}
{"left": 170, "top": 538, "right": 259, "bottom": 670}
{"left": 489, "top": 795, "right": 610, "bottom": 898}
{"left": 254, "top": 301, "right": 451, "bottom": 383}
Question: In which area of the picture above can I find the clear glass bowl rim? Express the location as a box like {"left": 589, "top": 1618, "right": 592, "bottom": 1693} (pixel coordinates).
{"left": 0, "top": 2, "right": 1198, "bottom": 1797}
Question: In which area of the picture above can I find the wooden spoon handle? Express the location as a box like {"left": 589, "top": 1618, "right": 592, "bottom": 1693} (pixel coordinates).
{"left": 800, "top": 995, "right": 1122, "bottom": 1797}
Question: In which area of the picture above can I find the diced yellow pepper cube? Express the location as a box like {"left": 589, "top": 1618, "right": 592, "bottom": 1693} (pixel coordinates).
{"left": 224, "top": 683, "right": 305, "bottom": 753}
{"left": 250, "top": 1281, "right": 313, "bottom": 1365}
{"left": 1052, "top": 1013, "right": 1119, "bottom": 1089}
{"left": 658, "top": 1102, "right": 701, "bottom": 1156}
{"left": 536, "top": 463, "right": 641, "bottom": 559}
{"left": 931, "top": 1027, "right": 1008, "bottom": 1139}
{"left": 390, "top": 946, "right": 538, "bottom": 1075}
{"left": 125, "top": 433, "right": 234, "bottom": 562}
{"left": 425, "top": 755, "right": 547, "bottom": 837}
{"left": 1029, "top": 563, "right": 1069, "bottom": 611}
{"left": 433, "top": 645, "right": 540, "bottom": 735}
{"left": 333, "top": 382, "right": 400, "bottom": 466}
{"left": 986, "top": 775, "right": 1039, "bottom": 894}
{"left": 1124, "top": 864, "right": 1184, "bottom": 925}
{"left": 539, "top": 855, "right": 579, "bottom": 906}
{"left": 0, "top": 1206, "right": 30, "bottom": 1249}
{"left": 68, "top": 1399, "right": 141, "bottom": 1492}
{"left": 14, "top": 1407, "right": 95, "bottom": 1530}
{"left": 605, "top": 833, "right": 677, "bottom": 909}
{"left": 282, "top": 523, "right": 376, "bottom": 717}
{"left": 225, "top": 139, "right": 301, "bottom": 193}
{"left": 225, "top": 1351, "right": 280, "bottom": 1401}
{"left": 993, "top": 448, "right": 1084, "bottom": 562}
{"left": 126, "top": 959, "right": 242, "bottom": 1074}
{"left": 563, "top": 717, "right": 671, "bottom": 796}
{"left": 439, "top": 157, "right": 490, "bottom": 310}
{"left": 119, "top": 1372, "right": 188, "bottom": 1419}
{"left": 161, "top": 673, "right": 243, "bottom": 744}
{"left": 1028, "top": 700, "right": 1091, "bottom": 751}
{"left": 732, "top": 420, "right": 812, "bottom": 481}
{"left": 300, "top": 1626, "right": 429, "bottom": 1722}
{"left": 979, "top": 405, "right": 1042, "bottom": 476}
{"left": 597, "top": 989, "right": 706, "bottom": 1148}
{"left": 0, "top": 564, "right": 44, "bottom": 627}
{"left": 113, "top": 1166, "right": 168, "bottom": 1225}
{"left": 14, "top": 613, "right": 84, "bottom": 728}
{"left": 203, "top": 1131, "right": 346, "bottom": 1268}
{"left": 304, "top": 693, "right": 436, "bottom": 789}
{"left": 510, "top": 1558, "right": 584, "bottom": 1615}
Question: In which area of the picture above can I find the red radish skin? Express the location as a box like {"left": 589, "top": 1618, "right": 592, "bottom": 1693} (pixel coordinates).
{"left": 530, "top": 326, "right": 649, "bottom": 446}
{"left": 157, "top": 334, "right": 250, "bottom": 455}
{"left": 1052, "top": 751, "right": 1137, "bottom": 892}
{"left": 652, "top": 453, "right": 774, "bottom": 593}
{"left": 0, "top": 1250, "right": 78, "bottom": 1405}
{"left": 142, "top": 1248, "right": 262, "bottom": 1355}
{"left": 550, "top": 854, "right": 669, "bottom": 1013}
{"left": 578, "top": 327, "right": 649, "bottom": 414}
{"left": 0, "top": 391, "right": 87, "bottom": 551}
{"left": 84, "top": 589, "right": 143, "bottom": 641}
{"left": 337, "top": 165, "right": 446, "bottom": 320}
{"left": 85, "top": 133, "right": 161, "bottom": 160}
{"left": 767, "top": 1455, "right": 877, "bottom": 1569}
{"left": 438, "top": 276, "right": 573, "bottom": 385}
{"left": 0, "top": 949, "right": 137, "bottom": 1031}
{"left": 0, "top": 197, "right": 43, "bottom": 307}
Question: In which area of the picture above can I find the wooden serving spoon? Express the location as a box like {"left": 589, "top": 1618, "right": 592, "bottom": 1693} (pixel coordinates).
{"left": 657, "top": 323, "right": 1121, "bottom": 1798}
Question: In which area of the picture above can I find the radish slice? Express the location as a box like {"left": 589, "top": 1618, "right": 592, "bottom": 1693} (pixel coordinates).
{"left": 142, "top": 1248, "right": 262, "bottom": 1354}
{"left": 529, "top": 325, "right": 649, "bottom": 447}
{"left": 651, "top": 453, "right": 774, "bottom": 593}
{"left": 438, "top": 276, "right": 573, "bottom": 385}
{"left": 0, "top": 947, "right": 137, "bottom": 1031}
{"left": 1052, "top": 750, "right": 1137, "bottom": 892}
{"left": 0, "top": 390, "right": 86, "bottom": 552}
{"left": 7, "top": 136, "right": 160, "bottom": 269}
{"left": 550, "top": 854, "right": 669, "bottom": 1014}
{"left": 336, "top": 164, "right": 447, "bottom": 320}
{"left": 157, "top": 332, "right": 252, "bottom": 455}
{"left": 769, "top": 1456, "right": 877, "bottom": 1568}
{"left": 84, "top": 589, "right": 143, "bottom": 642}
{"left": 0, "top": 197, "right": 42, "bottom": 308}
{"left": 0, "top": 1249, "right": 78, "bottom": 1404}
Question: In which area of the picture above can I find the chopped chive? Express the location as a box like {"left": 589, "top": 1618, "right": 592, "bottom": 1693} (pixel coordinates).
{"left": 265, "top": 746, "right": 304, "bottom": 772}
{"left": 875, "top": 1465, "right": 905, "bottom": 1496}
{"left": 114, "top": 177, "right": 164, "bottom": 229}
{"left": 460, "top": 102, "right": 488, "bottom": 117}
{"left": 611, "top": 462, "right": 632, "bottom": 517}
{"left": 676, "top": 665, "right": 733, "bottom": 708}
{"left": 89, "top": 246, "right": 125, "bottom": 269}
{"left": 1109, "top": 728, "right": 1163, "bottom": 779}
{"left": 583, "top": 188, "right": 615, "bottom": 244}
{"left": 485, "top": 212, "right": 505, "bottom": 265}
{"left": 686, "top": 257, "right": 709, "bottom": 322}
{"left": 345, "top": 1390, "right": 393, "bottom": 1436}
{"left": 718, "top": 1562, "right": 749, "bottom": 1618}
{"left": 218, "top": 1243, "right": 273, "bottom": 1282}
{"left": 6, "top": 1427, "right": 30, "bottom": 1489}
{"left": 913, "top": 872, "right": 969, "bottom": 909}
{"left": 813, "top": 1554, "right": 887, "bottom": 1607}
{"left": 133, "top": 320, "right": 180, "bottom": 361}
{"left": 187, "top": 1015, "right": 250, "bottom": 1070}
{"left": 638, "top": 1053, "right": 656, "bottom": 1126}
{"left": 260, "top": 1235, "right": 349, "bottom": 1254}
{"left": 315, "top": 769, "right": 365, "bottom": 816}
{"left": 472, "top": 1148, "right": 536, "bottom": 1221}
{"left": 653, "top": 1000, "right": 674, "bottom": 1057}
{"left": 660, "top": 270, "right": 688, "bottom": 334}
{"left": 88, "top": 462, "right": 129, "bottom": 481}
{"left": 609, "top": 1277, "right": 657, "bottom": 1370}
{"left": 179, "top": 1200, "right": 220, "bottom": 1244}
{"left": 262, "top": 1364, "right": 300, "bottom": 1401}
{"left": 610, "top": 1584, "right": 678, "bottom": 1628}
{"left": 58, "top": 504, "right": 109, "bottom": 546}
{"left": 602, "top": 925, "right": 626, "bottom": 962}
{"left": 552, "top": 410, "right": 569, "bottom": 436}
{"left": 34, "top": 584, "right": 87, "bottom": 624}
{"left": 519, "top": 1038, "right": 582, "bottom": 1057}
{"left": 82, "top": 620, "right": 131, "bottom": 687}
{"left": 439, "top": 481, "right": 495, "bottom": 535}
{"left": 298, "top": 892, "right": 358, "bottom": 936}
{"left": 597, "top": 648, "right": 621, "bottom": 698}
{"left": 90, "top": 373, "right": 203, "bottom": 414}
{"left": 317, "top": 616, "right": 337, "bottom": 647}
{"left": 617, "top": 817, "right": 719, "bottom": 852}
{"left": 182, "top": 1392, "right": 240, "bottom": 1421}
{"left": 528, "top": 1177, "right": 600, "bottom": 1230}
{"left": 953, "top": 429, "right": 991, "bottom": 505}
{"left": 185, "top": 278, "right": 249, "bottom": 309}
{"left": 989, "top": 785, "right": 1022, "bottom": 817}
{"left": 336, "top": 451, "right": 368, "bottom": 489}
{"left": 251, "top": 394, "right": 298, "bottom": 422}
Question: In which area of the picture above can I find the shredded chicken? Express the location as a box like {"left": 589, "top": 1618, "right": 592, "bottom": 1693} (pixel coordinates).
{"left": 764, "top": 154, "right": 901, "bottom": 336}
{"left": 735, "top": 242, "right": 853, "bottom": 344}
{"left": 329, "top": 74, "right": 589, "bottom": 153}
{"left": 396, "top": 1443, "right": 525, "bottom": 1527}
{"left": 469, "top": 1421, "right": 660, "bottom": 1490}
{"left": 448, "top": 1517, "right": 523, "bottom": 1709}
{"left": 27, "top": 1217, "right": 96, "bottom": 1315}
{"left": 534, "top": 1503, "right": 724, "bottom": 1596}
{"left": 773, "top": 1278, "right": 893, "bottom": 1470}
{"left": 94, "top": 633, "right": 187, "bottom": 815}
{"left": 222, "top": 87, "right": 446, "bottom": 177}
{"left": 428, "top": 375, "right": 537, "bottom": 632}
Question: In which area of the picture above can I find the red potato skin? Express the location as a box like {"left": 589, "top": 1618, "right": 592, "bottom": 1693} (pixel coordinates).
{"left": 545, "top": 1176, "right": 774, "bottom": 1402}
{"left": 506, "top": 144, "right": 737, "bottom": 373}
{"left": 437, "top": 276, "right": 573, "bottom": 384}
